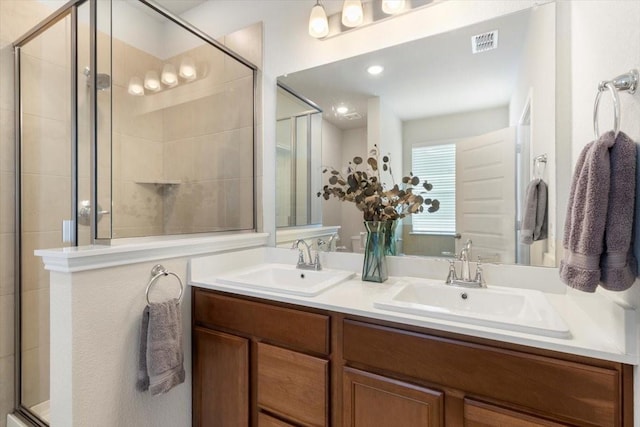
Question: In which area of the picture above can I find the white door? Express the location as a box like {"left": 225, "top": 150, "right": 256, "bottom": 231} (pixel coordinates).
{"left": 455, "top": 127, "right": 517, "bottom": 263}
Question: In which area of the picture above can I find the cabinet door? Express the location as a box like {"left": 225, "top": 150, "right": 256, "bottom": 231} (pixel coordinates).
{"left": 193, "top": 327, "right": 249, "bottom": 427}
{"left": 343, "top": 368, "right": 443, "bottom": 427}
{"left": 464, "top": 399, "right": 570, "bottom": 427}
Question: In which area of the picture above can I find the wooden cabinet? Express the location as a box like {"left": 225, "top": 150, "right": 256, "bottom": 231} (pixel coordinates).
{"left": 193, "top": 327, "right": 249, "bottom": 427}
{"left": 343, "top": 368, "right": 443, "bottom": 427}
{"left": 193, "top": 288, "right": 633, "bottom": 427}
{"left": 193, "top": 289, "right": 330, "bottom": 427}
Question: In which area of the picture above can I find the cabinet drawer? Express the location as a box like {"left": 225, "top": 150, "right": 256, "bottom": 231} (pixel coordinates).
{"left": 258, "top": 413, "right": 296, "bottom": 427}
{"left": 343, "top": 320, "right": 621, "bottom": 426}
{"left": 464, "top": 399, "right": 569, "bottom": 427}
{"left": 257, "top": 343, "right": 328, "bottom": 427}
{"left": 194, "top": 289, "right": 330, "bottom": 354}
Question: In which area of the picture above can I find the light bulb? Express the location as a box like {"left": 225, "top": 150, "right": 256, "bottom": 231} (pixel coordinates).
{"left": 308, "top": 2, "right": 329, "bottom": 38}
{"left": 161, "top": 63, "right": 178, "bottom": 87}
{"left": 144, "top": 70, "right": 161, "bottom": 92}
{"left": 381, "top": 0, "right": 406, "bottom": 14}
{"left": 127, "top": 76, "right": 144, "bottom": 96}
{"left": 342, "top": 0, "right": 364, "bottom": 27}
{"left": 179, "top": 57, "right": 197, "bottom": 81}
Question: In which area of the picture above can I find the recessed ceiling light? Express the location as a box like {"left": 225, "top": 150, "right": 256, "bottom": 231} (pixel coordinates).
{"left": 336, "top": 105, "right": 349, "bottom": 114}
{"left": 367, "top": 65, "right": 384, "bottom": 75}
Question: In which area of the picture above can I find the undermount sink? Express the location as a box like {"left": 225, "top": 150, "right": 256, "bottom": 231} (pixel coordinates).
{"left": 216, "top": 263, "right": 355, "bottom": 296}
{"left": 374, "top": 279, "right": 571, "bottom": 339}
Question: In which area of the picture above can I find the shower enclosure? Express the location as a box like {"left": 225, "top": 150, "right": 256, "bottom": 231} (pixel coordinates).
{"left": 13, "top": 1, "right": 256, "bottom": 424}
{"left": 275, "top": 84, "right": 322, "bottom": 228}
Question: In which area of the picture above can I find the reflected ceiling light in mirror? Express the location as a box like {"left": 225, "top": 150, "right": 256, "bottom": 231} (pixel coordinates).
{"left": 336, "top": 105, "right": 349, "bottom": 114}
{"left": 367, "top": 65, "right": 384, "bottom": 75}
{"left": 309, "top": 0, "right": 329, "bottom": 38}
{"left": 127, "top": 76, "right": 144, "bottom": 96}
{"left": 144, "top": 70, "right": 161, "bottom": 92}
{"left": 161, "top": 63, "right": 178, "bottom": 87}
{"left": 342, "top": 0, "right": 364, "bottom": 27}
{"left": 179, "top": 57, "right": 197, "bottom": 80}
{"left": 382, "top": 0, "right": 406, "bottom": 14}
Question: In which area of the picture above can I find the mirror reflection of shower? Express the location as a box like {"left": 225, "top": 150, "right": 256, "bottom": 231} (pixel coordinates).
{"left": 83, "top": 66, "right": 111, "bottom": 90}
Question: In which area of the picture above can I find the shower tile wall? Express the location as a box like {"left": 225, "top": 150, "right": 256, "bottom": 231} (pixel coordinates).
{"left": 0, "top": 1, "right": 66, "bottom": 424}
{"left": 112, "top": 23, "right": 260, "bottom": 237}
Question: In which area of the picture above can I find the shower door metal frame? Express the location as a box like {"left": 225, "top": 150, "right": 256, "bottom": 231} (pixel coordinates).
{"left": 14, "top": 1, "right": 85, "bottom": 424}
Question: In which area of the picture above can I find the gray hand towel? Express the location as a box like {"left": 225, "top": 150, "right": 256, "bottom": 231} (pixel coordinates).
{"left": 520, "top": 178, "right": 548, "bottom": 245}
{"left": 560, "top": 132, "right": 614, "bottom": 292}
{"left": 600, "top": 131, "right": 637, "bottom": 291}
{"left": 137, "top": 299, "right": 185, "bottom": 395}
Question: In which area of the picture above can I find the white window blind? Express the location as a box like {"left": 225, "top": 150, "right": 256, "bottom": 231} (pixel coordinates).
{"left": 411, "top": 143, "right": 456, "bottom": 233}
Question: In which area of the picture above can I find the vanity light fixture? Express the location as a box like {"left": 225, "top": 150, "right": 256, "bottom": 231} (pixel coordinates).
{"left": 127, "top": 76, "right": 145, "bottom": 96}
{"left": 161, "top": 63, "right": 178, "bottom": 87}
{"left": 143, "top": 70, "right": 161, "bottom": 92}
{"left": 308, "top": 0, "right": 329, "bottom": 38}
{"left": 342, "top": 0, "right": 364, "bottom": 27}
{"left": 367, "top": 65, "right": 384, "bottom": 75}
{"left": 381, "top": 0, "right": 406, "bottom": 14}
{"left": 179, "top": 56, "right": 197, "bottom": 80}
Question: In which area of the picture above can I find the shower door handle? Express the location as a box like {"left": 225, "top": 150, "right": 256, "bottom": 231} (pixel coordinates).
{"left": 78, "top": 200, "right": 110, "bottom": 226}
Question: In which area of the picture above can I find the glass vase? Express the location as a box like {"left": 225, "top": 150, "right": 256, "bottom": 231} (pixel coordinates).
{"left": 362, "top": 221, "right": 389, "bottom": 283}
{"left": 384, "top": 220, "right": 397, "bottom": 256}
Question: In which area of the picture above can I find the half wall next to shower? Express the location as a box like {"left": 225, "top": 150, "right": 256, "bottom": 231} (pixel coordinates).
{"left": 14, "top": 1, "right": 258, "bottom": 425}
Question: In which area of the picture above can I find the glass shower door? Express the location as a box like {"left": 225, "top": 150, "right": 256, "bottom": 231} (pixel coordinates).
{"left": 17, "top": 9, "right": 76, "bottom": 424}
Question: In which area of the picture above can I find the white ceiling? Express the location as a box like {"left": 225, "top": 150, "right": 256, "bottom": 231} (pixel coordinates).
{"left": 279, "top": 8, "right": 532, "bottom": 130}
{"left": 153, "top": 0, "right": 208, "bottom": 15}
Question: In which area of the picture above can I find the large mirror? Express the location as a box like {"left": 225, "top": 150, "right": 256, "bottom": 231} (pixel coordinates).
{"left": 276, "top": 3, "right": 557, "bottom": 267}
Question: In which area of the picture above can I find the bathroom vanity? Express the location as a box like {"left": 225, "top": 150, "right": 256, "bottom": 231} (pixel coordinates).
{"left": 192, "top": 288, "right": 632, "bottom": 426}
{"left": 190, "top": 249, "right": 636, "bottom": 427}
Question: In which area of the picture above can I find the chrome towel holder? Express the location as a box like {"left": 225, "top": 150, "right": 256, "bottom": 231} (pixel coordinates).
{"left": 593, "top": 69, "right": 638, "bottom": 139}
{"left": 145, "top": 264, "right": 184, "bottom": 305}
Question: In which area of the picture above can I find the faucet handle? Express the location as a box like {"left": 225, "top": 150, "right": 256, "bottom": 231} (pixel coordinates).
{"left": 446, "top": 259, "right": 457, "bottom": 284}
{"left": 474, "top": 257, "right": 486, "bottom": 287}
{"left": 314, "top": 252, "right": 322, "bottom": 270}
{"left": 317, "top": 238, "right": 327, "bottom": 251}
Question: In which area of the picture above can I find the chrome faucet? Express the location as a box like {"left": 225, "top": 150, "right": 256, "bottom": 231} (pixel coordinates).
{"left": 445, "top": 239, "right": 486, "bottom": 288}
{"left": 291, "top": 239, "right": 322, "bottom": 270}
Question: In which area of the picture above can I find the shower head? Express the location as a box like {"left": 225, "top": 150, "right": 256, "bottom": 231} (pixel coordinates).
{"left": 83, "top": 66, "right": 111, "bottom": 91}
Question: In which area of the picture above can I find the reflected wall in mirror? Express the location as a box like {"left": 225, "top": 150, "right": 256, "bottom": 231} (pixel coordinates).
{"left": 277, "top": 3, "right": 557, "bottom": 267}
{"left": 276, "top": 85, "right": 322, "bottom": 227}
{"left": 95, "top": 1, "right": 258, "bottom": 239}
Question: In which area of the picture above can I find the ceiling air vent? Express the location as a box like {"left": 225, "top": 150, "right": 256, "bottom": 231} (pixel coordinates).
{"left": 343, "top": 112, "right": 362, "bottom": 120}
{"left": 471, "top": 30, "right": 498, "bottom": 54}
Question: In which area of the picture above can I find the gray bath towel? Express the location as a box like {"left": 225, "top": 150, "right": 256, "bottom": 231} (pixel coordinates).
{"left": 137, "top": 299, "right": 185, "bottom": 395}
{"left": 600, "top": 131, "right": 637, "bottom": 291}
{"left": 560, "top": 132, "right": 614, "bottom": 292}
{"left": 520, "top": 178, "right": 548, "bottom": 245}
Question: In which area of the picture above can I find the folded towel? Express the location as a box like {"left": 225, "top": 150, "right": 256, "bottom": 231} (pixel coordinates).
{"left": 600, "top": 131, "right": 637, "bottom": 291}
{"left": 559, "top": 132, "right": 614, "bottom": 292}
{"left": 137, "top": 299, "right": 185, "bottom": 395}
{"left": 520, "top": 178, "right": 548, "bottom": 245}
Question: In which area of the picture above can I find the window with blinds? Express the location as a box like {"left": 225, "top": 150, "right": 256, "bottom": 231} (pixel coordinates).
{"left": 411, "top": 143, "right": 456, "bottom": 234}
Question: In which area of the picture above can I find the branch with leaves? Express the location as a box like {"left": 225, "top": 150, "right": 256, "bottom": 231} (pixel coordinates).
{"left": 318, "top": 145, "right": 440, "bottom": 222}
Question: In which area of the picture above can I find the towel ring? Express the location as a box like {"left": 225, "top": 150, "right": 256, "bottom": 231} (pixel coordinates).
{"left": 145, "top": 264, "right": 184, "bottom": 305}
{"left": 593, "top": 81, "right": 620, "bottom": 140}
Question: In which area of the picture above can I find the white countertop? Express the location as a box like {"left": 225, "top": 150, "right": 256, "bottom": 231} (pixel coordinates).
{"left": 190, "top": 247, "right": 638, "bottom": 365}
